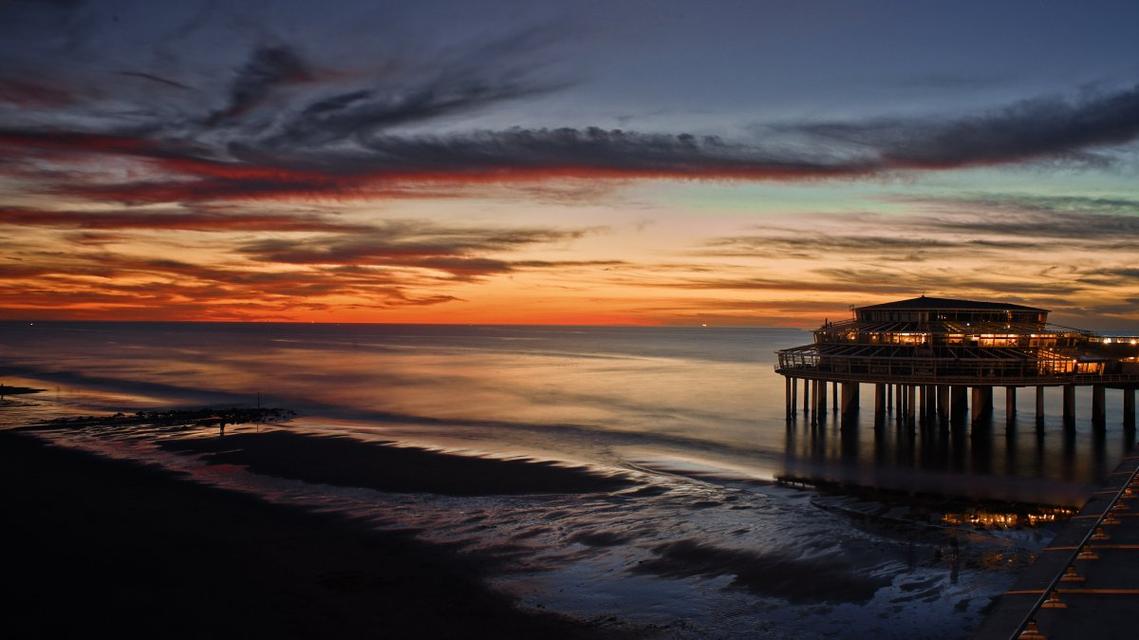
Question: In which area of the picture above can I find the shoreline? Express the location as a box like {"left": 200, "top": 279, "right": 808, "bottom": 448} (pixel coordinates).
{"left": 0, "top": 429, "right": 632, "bottom": 639}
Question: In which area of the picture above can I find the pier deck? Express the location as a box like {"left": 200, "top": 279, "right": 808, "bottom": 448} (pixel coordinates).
{"left": 972, "top": 454, "right": 1139, "bottom": 640}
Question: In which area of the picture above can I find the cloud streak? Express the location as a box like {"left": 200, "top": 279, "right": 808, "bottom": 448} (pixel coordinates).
{"left": 0, "top": 206, "right": 370, "bottom": 232}
{"left": 3, "top": 52, "right": 1138, "bottom": 205}
{"left": 778, "top": 85, "right": 1139, "bottom": 170}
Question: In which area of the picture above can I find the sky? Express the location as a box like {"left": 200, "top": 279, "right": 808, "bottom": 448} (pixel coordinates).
{"left": 2, "top": 0, "right": 1139, "bottom": 328}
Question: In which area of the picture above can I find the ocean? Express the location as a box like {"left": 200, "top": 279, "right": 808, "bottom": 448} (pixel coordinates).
{"left": 1, "top": 322, "right": 1132, "bottom": 639}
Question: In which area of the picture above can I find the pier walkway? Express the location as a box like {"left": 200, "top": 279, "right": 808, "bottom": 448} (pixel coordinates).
{"left": 973, "top": 453, "right": 1139, "bottom": 640}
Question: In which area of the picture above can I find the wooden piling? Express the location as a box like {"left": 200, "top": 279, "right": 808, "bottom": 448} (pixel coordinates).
{"left": 906, "top": 384, "right": 917, "bottom": 427}
{"left": 790, "top": 377, "right": 797, "bottom": 416}
{"left": 785, "top": 376, "right": 793, "bottom": 419}
{"left": 874, "top": 383, "right": 886, "bottom": 424}
{"left": 1006, "top": 386, "right": 1017, "bottom": 425}
{"left": 802, "top": 377, "right": 810, "bottom": 415}
{"left": 950, "top": 385, "right": 968, "bottom": 426}
{"left": 1063, "top": 384, "right": 1075, "bottom": 427}
{"left": 972, "top": 386, "right": 993, "bottom": 425}
{"left": 841, "top": 382, "right": 860, "bottom": 418}
{"left": 1092, "top": 384, "right": 1106, "bottom": 429}
{"left": 816, "top": 379, "right": 828, "bottom": 418}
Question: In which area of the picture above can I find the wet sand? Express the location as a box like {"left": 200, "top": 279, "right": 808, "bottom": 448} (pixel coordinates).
{"left": 0, "top": 430, "right": 629, "bottom": 639}
{"left": 160, "top": 429, "right": 635, "bottom": 496}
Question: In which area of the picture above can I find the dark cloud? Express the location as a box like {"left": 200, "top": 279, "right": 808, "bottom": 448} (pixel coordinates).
{"left": 116, "top": 70, "right": 194, "bottom": 91}
{"left": 0, "top": 205, "right": 371, "bottom": 232}
{"left": 778, "top": 84, "right": 1139, "bottom": 170}
{"left": 897, "top": 194, "right": 1139, "bottom": 240}
{"left": 609, "top": 263, "right": 1089, "bottom": 302}
{"left": 206, "top": 44, "right": 314, "bottom": 126}
{"left": 12, "top": 79, "right": 1139, "bottom": 206}
{"left": 701, "top": 233, "right": 1038, "bottom": 260}
{"left": 891, "top": 72, "right": 1009, "bottom": 91}
{"left": 1076, "top": 268, "right": 1139, "bottom": 287}
{"left": 255, "top": 80, "right": 566, "bottom": 150}
{"left": 812, "top": 267, "right": 1087, "bottom": 297}
{"left": 239, "top": 222, "right": 591, "bottom": 279}
{"left": 349, "top": 127, "right": 862, "bottom": 177}
{"left": 0, "top": 76, "right": 76, "bottom": 106}
{"left": 1, "top": 18, "right": 1137, "bottom": 209}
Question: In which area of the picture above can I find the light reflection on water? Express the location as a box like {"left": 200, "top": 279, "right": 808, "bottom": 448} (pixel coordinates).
{"left": 1, "top": 321, "right": 1132, "bottom": 503}
{"left": 2, "top": 321, "right": 1136, "bottom": 639}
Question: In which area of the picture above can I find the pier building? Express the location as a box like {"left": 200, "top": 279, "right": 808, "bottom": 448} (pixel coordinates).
{"left": 776, "top": 296, "right": 1139, "bottom": 428}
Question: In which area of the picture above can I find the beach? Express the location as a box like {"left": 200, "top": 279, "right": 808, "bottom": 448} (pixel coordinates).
{"left": 0, "top": 429, "right": 630, "bottom": 639}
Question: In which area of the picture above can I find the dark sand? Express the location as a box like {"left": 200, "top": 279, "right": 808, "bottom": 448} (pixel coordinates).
{"left": 160, "top": 430, "right": 635, "bottom": 496}
{"left": 1, "top": 430, "right": 628, "bottom": 639}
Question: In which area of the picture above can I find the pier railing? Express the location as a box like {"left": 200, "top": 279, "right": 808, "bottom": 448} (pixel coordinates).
{"left": 774, "top": 360, "right": 1139, "bottom": 387}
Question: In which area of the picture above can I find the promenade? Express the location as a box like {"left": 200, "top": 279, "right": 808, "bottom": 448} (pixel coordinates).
{"left": 973, "top": 453, "right": 1139, "bottom": 640}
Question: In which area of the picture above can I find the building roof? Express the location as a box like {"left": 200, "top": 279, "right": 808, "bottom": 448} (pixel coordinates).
{"left": 856, "top": 295, "right": 1047, "bottom": 312}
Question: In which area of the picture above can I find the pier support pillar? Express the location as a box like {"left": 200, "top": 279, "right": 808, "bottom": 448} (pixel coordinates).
{"left": 1063, "top": 384, "right": 1075, "bottom": 427}
{"left": 895, "top": 384, "right": 904, "bottom": 424}
{"left": 810, "top": 380, "right": 818, "bottom": 426}
{"left": 802, "top": 378, "right": 810, "bottom": 416}
{"left": 950, "top": 386, "right": 968, "bottom": 426}
{"left": 1124, "top": 387, "right": 1136, "bottom": 429}
{"left": 1092, "top": 384, "right": 1106, "bottom": 429}
{"left": 1005, "top": 386, "right": 1017, "bottom": 425}
{"left": 832, "top": 381, "right": 838, "bottom": 412}
{"left": 918, "top": 385, "right": 927, "bottom": 423}
{"left": 790, "top": 377, "right": 797, "bottom": 417}
{"left": 906, "top": 385, "right": 917, "bottom": 427}
{"left": 937, "top": 385, "right": 950, "bottom": 424}
{"left": 1035, "top": 386, "right": 1045, "bottom": 426}
{"left": 971, "top": 386, "right": 993, "bottom": 425}
{"left": 874, "top": 383, "right": 886, "bottom": 424}
{"left": 841, "top": 382, "right": 860, "bottom": 417}
{"left": 816, "top": 380, "right": 828, "bottom": 419}
{"left": 886, "top": 383, "right": 892, "bottom": 411}
{"left": 785, "top": 377, "right": 793, "bottom": 419}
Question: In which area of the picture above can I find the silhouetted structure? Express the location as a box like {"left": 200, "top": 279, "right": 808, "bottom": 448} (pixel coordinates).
{"left": 777, "top": 296, "right": 1139, "bottom": 429}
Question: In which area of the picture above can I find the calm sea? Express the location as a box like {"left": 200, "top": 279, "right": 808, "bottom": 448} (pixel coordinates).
{"left": 2, "top": 322, "right": 1133, "bottom": 639}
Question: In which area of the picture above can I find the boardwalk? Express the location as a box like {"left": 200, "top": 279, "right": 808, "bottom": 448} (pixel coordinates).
{"left": 973, "top": 454, "right": 1139, "bottom": 640}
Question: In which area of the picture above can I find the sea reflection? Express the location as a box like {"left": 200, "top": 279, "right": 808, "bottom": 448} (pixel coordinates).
{"left": 0, "top": 321, "right": 1134, "bottom": 507}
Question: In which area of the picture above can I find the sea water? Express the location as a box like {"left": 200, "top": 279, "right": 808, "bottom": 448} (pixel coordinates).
{"left": 1, "top": 322, "right": 1132, "bottom": 639}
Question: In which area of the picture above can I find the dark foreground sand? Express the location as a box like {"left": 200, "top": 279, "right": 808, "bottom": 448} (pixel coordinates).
{"left": 0, "top": 430, "right": 627, "bottom": 639}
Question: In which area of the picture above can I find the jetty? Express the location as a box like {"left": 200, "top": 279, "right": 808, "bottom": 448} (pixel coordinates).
{"left": 776, "top": 296, "right": 1139, "bottom": 429}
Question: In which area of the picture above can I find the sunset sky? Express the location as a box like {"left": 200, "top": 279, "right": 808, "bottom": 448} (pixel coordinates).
{"left": 2, "top": 0, "right": 1139, "bottom": 328}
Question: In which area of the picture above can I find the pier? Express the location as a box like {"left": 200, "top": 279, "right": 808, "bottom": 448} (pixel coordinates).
{"left": 777, "top": 296, "right": 1139, "bottom": 639}
{"left": 776, "top": 296, "right": 1139, "bottom": 430}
